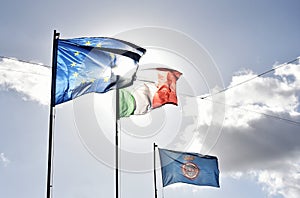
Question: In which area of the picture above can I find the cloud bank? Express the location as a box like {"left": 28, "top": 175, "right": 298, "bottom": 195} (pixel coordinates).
{"left": 202, "top": 60, "right": 300, "bottom": 198}
{"left": 0, "top": 57, "right": 50, "bottom": 105}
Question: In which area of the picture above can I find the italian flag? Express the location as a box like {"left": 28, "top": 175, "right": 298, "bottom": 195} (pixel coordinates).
{"left": 119, "top": 68, "right": 182, "bottom": 117}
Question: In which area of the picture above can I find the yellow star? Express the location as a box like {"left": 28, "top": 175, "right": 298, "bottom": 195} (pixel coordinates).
{"left": 109, "top": 53, "right": 115, "bottom": 59}
{"left": 81, "top": 80, "right": 86, "bottom": 84}
{"left": 96, "top": 43, "right": 102, "bottom": 47}
{"left": 85, "top": 41, "right": 91, "bottom": 46}
{"left": 73, "top": 72, "right": 79, "bottom": 78}
{"left": 103, "top": 76, "right": 110, "bottom": 82}
{"left": 74, "top": 51, "right": 80, "bottom": 56}
{"left": 90, "top": 78, "right": 96, "bottom": 83}
{"left": 71, "top": 62, "right": 76, "bottom": 67}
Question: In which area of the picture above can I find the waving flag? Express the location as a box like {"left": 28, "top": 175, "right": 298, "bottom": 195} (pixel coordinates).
{"left": 158, "top": 148, "right": 220, "bottom": 188}
{"left": 119, "top": 68, "right": 182, "bottom": 117}
{"left": 55, "top": 37, "right": 145, "bottom": 105}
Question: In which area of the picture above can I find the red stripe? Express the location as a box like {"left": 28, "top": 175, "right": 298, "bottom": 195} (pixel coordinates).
{"left": 152, "top": 69, "right": 182, "bottom": 108}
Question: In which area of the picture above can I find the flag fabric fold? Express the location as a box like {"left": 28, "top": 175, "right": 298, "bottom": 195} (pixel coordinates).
{"left": 55, "top": 37, "right": 145, "bottom": 105}
{"left": 119, "top": 68, "right": 182, "bottom": 117}
{"left": 158, "top": 148, "right": 220, "bottom": 188}
{"left": 61, "top": 37, "right": 146, "bottom": 59}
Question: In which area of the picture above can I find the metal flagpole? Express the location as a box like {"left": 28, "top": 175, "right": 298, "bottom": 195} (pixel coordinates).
{"left": 115, "top": 79, "right": 120, "bottom": 198}
{"left": 46, "top": 30, "right": 60, "bottom": 198}
{"left": 153, "top": 143, "right": 158, "bottom": 198}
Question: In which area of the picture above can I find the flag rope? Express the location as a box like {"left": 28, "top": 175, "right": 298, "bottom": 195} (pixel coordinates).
{"left": 1, "top": 55, "right": 299, "bottom": 96}
{"left": 180, "top": 94, "right": 300, "bottom": 127}
{"left": 199, "top": 57, "right": 299, "bottom": 100}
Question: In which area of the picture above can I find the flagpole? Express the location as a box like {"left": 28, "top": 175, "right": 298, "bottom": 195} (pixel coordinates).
{"left": 46, "top": 30, "right": 60, "bottom": 198}
{"left": 153, "top": 143, "right": 158, "bottom": 198}
{"left": 115, "top": 78, "right": 120, "bottom": 198}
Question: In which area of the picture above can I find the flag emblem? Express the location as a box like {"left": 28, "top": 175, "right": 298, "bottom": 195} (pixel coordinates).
{"left": 183, "top": 155, "right": 195, "bottom": 161}
{"left": 182, "top": 162, "right": 199, "bottom": 180}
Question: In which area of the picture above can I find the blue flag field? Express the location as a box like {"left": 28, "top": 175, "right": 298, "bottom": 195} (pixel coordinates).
{"left": 158, "top": 148, "right": 220, "bottom": 188}
{"left": 55, "top": 37, "right": 145, "bottom": 105}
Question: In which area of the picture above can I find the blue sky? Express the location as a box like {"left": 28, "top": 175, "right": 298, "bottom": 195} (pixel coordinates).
{"left": 0, "top": 1, "right": 300, "bottom": 198}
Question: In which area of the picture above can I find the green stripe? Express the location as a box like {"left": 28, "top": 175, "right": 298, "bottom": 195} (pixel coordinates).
{"left": 119, "top": 89, "right": 135, "bottom": 117}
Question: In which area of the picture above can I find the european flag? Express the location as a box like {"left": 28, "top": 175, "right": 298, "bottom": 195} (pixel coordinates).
{"left": 158, "top": 148, "right": 220, "bottom": 188}
{"left": 55, "top": 37, "right": 146, "bottom": 105}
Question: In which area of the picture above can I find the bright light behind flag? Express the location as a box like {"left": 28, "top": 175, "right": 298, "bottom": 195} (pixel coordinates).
{"left": 55, "top": 37, "right": 146, "bottom": 105}
{"left": 119, "top": 68, "right": 182, "bottom": 117}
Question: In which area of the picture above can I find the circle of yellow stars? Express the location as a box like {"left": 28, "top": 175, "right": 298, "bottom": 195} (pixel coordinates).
{"left": 70, "top": 41, "right": 113, "bottom": 84}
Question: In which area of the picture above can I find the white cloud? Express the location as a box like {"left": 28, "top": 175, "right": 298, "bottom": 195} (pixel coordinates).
{"left": 223, "top": 159, "right": 300, "bottom": 198}
{"left": 222, "top": 68, "right": 299, "bottom": 128}
{"left": 274, "top": 62, "right": 300, "bottom": 89}
{"left": 0, "top": 153, "right": 10, "bottom": 167}
{"left": 206, "top": 61, "right": 300, "bottom": 197}
{"left": 255, "top": 159, "right": 300, "bottom": 198}
{"left": 0, "top": 57, "right": 50, "bottom": 105}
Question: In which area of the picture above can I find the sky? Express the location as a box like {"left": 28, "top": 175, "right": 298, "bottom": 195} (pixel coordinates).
{"left": 0, "top": 1, "right": 300, "bottom": 198}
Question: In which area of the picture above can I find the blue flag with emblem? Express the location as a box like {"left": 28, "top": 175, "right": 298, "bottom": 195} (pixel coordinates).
{"left": 158, "top": 148, "right": 220, "bottom": 188}
{"left": 55, "top": 37, "right": 146, "bottom": 105}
